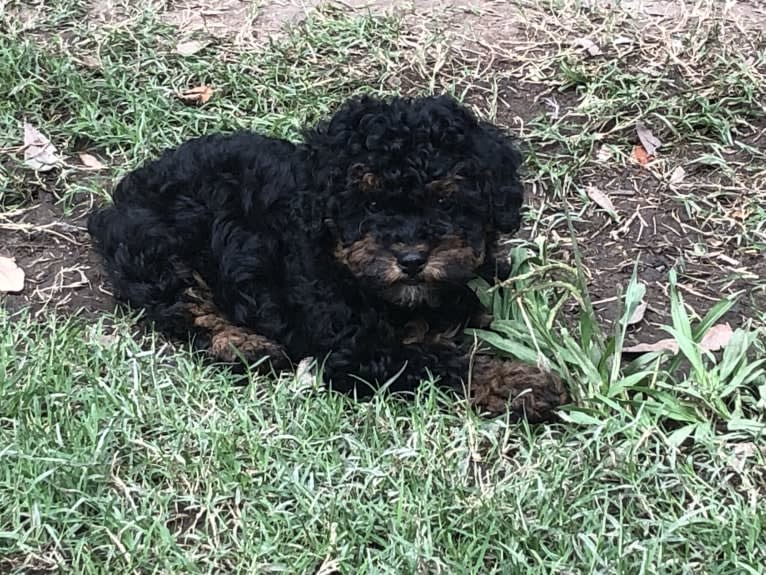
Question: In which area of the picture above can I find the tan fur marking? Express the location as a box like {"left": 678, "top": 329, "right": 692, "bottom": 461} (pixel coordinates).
{"left": 402, "top": 318, "right": 461, "bottom": 346}
{"left": 469, "top": 356, "right": 569, "bottom": 421}
{"left": 334, "top": 234, "right": 403, "bottom": 284}
{"left": 334, "top": 235, "right": 378, "bottom": 268}
{"left": 348, "top": 163, "right": 380, "bottom": 193}
{"left": 362, "top": 173, "right": 379, "bottom": 192}
{"left": 382, "top": 265, "right": 405, "bottom": 284}
{"left": 184, "top": 291, "right": 285, "bottom": 366}
{"left": 381, "top": 283, "right": 438, "bottom": 307}
{"left": 427, "top": 177, "right": 459, "bottom": 198}
{"left": 423, "top": 235, "right": 485, "bottom": 282}
{"left": 402, "top": 318, "right": 430, "bottom": 344}
{"left": 209, "top": 326, "right": 284, "bottom": 363}
{"left": 391, "top": 241, "right": 430, "bottom": 254}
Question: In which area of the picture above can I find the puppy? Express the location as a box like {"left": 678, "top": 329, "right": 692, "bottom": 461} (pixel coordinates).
{"left": 88, "top": 94, "right": 568, "bottom": 421}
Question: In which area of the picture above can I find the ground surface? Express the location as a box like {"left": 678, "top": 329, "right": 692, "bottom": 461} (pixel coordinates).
{"left": 3, "top": 0, "right": 765, "bottom": 341}
{"left": 1, "top": 0, "right": 765, "bottom": 573}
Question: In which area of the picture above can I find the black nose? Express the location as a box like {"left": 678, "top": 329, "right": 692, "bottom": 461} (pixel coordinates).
{"left": 397, "top": 251, "right": 428, "bottom": 276}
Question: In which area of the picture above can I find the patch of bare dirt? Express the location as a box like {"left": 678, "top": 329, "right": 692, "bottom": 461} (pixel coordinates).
{"left": 1, "top": 195, "right": 113, "bottom": 320}
{"left": 86, "top": 0, "right": 127, "bottom": 24}
{"left": 4, "top": 0, "right": 765, "bottom": 343}
{"left": 159, "top": 0, "right": 261, "bottom": 42}
{"left": 499, "top": 87, "right": 766, "bottom": 344}
{"left": 620, "top": 0, "right": 766, "bottom": 30}
{"left": 160, "top": 0, "right": 521, "bottom": 46}
{"left": 571, "top": 161, "right": 766, "bottom": 344}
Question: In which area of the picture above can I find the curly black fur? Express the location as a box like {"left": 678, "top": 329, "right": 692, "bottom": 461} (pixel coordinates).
{"left": 88, "top": 94, "right": 567, "bottom": 420}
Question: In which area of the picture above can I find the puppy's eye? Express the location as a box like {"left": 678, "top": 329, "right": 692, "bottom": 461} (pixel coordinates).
{"left": 369, "top": 201, "right": 380, "bottom": 211}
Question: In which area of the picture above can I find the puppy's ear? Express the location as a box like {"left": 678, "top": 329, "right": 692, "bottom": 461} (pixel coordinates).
{"left": 472, "top": 124, "right": 524, "bottom": 234}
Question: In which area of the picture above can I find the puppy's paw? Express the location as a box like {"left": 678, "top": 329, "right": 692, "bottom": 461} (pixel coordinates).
{"left": 209, "top": 325, "right": 285, "bottom": 365}
{"left": 186, "top": 302, "right": 286, "bottom": 368}
{"left": 469, "top": 356, "right": 569, "bottom": 422}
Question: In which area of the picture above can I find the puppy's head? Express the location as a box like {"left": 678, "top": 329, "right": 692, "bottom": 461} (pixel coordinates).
{"left": 306, "top": 94, "right": 523, "bottom": 307}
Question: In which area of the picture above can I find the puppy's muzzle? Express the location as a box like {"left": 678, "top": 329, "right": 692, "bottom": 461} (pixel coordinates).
{"left": 396, "top": 250, "right": 428, "bottom": 277}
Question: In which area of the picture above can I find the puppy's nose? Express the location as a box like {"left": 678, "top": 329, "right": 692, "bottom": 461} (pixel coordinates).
{"left": 397, "top": 251, "right": 428, "bottom": 276}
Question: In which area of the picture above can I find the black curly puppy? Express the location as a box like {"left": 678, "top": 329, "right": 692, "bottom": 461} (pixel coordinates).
{"left": 88, "top": 94, "right": 568, "bottom": 421}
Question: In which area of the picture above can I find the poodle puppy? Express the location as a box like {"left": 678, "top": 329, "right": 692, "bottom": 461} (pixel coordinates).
{"left": 88, "top": 94, "right": 568, "bottom": 421}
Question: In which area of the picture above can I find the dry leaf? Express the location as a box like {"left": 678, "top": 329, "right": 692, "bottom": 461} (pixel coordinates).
{"left": 627, "top": 300, "right": 648, "bottom": 325}
{"left": 623, "top": 338, "right": 679, "bottom": 354}
{"left": 730, "top": 442, "right": 760, "bottom": 473}
{"left": 86, "top": 324, "right": 121, "bottom": 346}
{"left": 586, "top": 185, "right": 617, "bottom": 216}
{"left": 631, "top": 144, "right": 652, "bottom": 166}
{"left": 177, "top": 85, "right": 214, "bottom": 105}
{"left": 669, "top": 166, "right": 686, "bottom": 185}
{"left": 294, "top": 357, "right": 317, "bottom": 390}
{"left": 596, "top": 145, "right": 613, "bottom": 163}
{"left": 79, "top": 153, "right": 106, "bottom": 170}
{"left": 79, "top": 55, "right": 101, "bottom": 69}
{"left": 175, "top": 40, "right": 209, "bottom": 57}
{"left": 731, "top": 208, "right": 749, "bottom": 221}
{"left": 97, "top": 333, "right": 121, "bottom": 346}
{"left": 635, "top": 121, "right": 662, "bottom": 156}
{"left": 0, "top": 256, "right": 25, "bottom": 293}
{"left": 94, "top": 332, "right": 120, "bottom": 346}
{"left": 23, "top": 123, "right": 63, "bottom": 172}
{"left": 573, "top": 37, "right": 602, "bottom": 57}
{"left": 700, "top": 323, "right": 733, "bottom": 352}
{"left": 623, "top": 323, "right": 733, "bottom": 354}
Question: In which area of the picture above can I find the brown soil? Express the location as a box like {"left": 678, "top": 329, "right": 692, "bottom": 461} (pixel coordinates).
{"left": 567, "top": 161, "right": 766, "bottom": 345}
{"left": 157, "top": 0, "right": 519, "bottom": 46}
{"left": 492, "top": 98, "right": 766, "bottom": 344}
{"left": 1, "top": 192, "right": 112, "bottom": 320}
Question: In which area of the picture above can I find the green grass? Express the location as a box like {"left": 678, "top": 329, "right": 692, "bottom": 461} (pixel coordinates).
{"left": 1, "top": 0, "right": 766, "bottom": 573}
{"left": 0, "top": 1, "right": 405, "bottom": 209}
{"left": 2, "top": 308, "right": 764, "bottom": 573}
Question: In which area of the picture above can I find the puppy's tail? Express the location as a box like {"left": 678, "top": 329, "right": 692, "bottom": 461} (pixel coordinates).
{"left": 87, "top": 203, "right": 195, "bottom": 331}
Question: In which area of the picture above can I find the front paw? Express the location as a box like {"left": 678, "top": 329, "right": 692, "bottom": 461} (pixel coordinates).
{"left": 469, "top": 356, "right": 569, "bottom": 422}
{"left": 186, "top": 302, "right": 287, "bottom": 369}
{"left": 209, "top": 325, "right": 286, "bottom": 366}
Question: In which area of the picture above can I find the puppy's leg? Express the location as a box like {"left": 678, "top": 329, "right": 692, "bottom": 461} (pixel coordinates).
{"left": 182, "top": 217, "right": 289, "bottom": 369}
{"left": 320, "top": 342, "right": 463, "bottom": 394}
{"left": 183, "top": 282, "right": 288, "bottom": 369}
{"left": 323, "top": 343, "right": 568, "bottom": 422}
{"left": 88, "top": 204, "right": 198, "bottom": 334}
{"left": 208, "top": 218, "right": 288, "bottom": 337}
{"left": 468, "top": 356, "right": 569, "bottom": 422}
